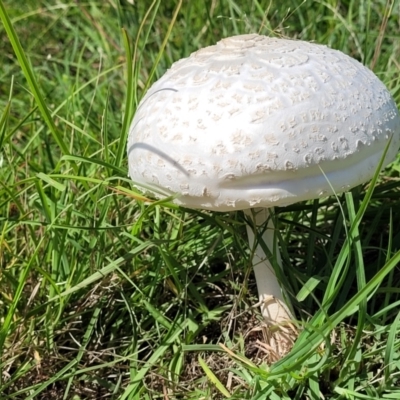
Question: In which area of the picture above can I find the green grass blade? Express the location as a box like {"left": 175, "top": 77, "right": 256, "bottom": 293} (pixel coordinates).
{"left": 115, "top": 28, "right": 134, "bottom": 168}
{"left": 142, "top": 0, "right": 183, "bottom": 94}
{"left": 384, "top": 311, "right": 400, "bottom": 385}
{"left": 0, "top": 237, "right": 45, "bottom": 353}
{"left": 120, "top": 318, "right": 189, "bottom": 399}
{"left": 0, "top": 1, "right": 69, "bottom": 156}
{"left": 342, "top": 192, "right": 367, "bottom": 364}
{"left": 198, "top": 355, "right": 231, "bottom": 398}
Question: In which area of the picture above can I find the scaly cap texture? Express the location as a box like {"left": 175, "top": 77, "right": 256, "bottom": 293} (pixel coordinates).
{"left": 127, "top": 34, "right": 400, "bottom": 211}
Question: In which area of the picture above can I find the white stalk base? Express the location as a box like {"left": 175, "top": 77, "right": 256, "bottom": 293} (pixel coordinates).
{"left": 244, "top": 208, "right": 296, "bottom": 359}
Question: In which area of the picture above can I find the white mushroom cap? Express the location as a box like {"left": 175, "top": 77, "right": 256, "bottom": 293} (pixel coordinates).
{"left": 127, "top": 34, "right": 400, "bottom": 211}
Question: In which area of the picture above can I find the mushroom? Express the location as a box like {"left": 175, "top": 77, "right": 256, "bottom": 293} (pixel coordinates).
{"left": 127, "top": 34, "right": 400, "bottom": 356}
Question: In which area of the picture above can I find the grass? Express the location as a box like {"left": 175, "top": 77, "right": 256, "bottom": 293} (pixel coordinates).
{"left": 1, "top": 0, "right": 400, "bottom": 398}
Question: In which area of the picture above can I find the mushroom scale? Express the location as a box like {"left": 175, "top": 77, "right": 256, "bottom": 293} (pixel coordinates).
{"left": 127, "top": 34, "right": 400, "bottom": 211}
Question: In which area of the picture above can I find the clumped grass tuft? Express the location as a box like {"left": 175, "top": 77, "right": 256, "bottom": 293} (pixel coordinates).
{"left": 1, "top": 0, "right": 400, "bottom": 399}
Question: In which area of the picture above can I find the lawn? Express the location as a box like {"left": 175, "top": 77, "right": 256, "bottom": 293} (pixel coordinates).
{"left": 1, "top": 1, "right": 400, "bottom": 399}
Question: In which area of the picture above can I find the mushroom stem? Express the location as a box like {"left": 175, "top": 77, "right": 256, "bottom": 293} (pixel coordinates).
{"left": 244, "top": 207, "right": 293, "bottom": 325}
